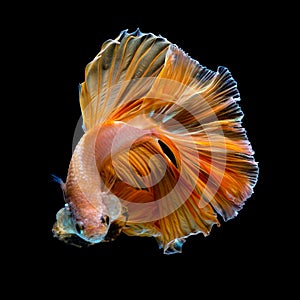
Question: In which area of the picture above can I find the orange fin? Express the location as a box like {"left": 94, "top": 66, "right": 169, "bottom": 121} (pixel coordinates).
{"left": 143, "top": 44, "right": 259, "bottom": 222}
{"left": 79, "top": 29, "right": 170, "bottom": 130}
{"left": 153, "top": 163, "right": 220, "bottom": 254}
{"left": 101, "top": 135, "right": 220, "bottom": 254}
{"left": 118, "top": 45, "right": 258, "bottom": 253}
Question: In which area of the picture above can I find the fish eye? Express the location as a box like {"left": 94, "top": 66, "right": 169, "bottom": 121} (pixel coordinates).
{"left": 75, "top": 222, "right": 85, "bottom": 234}
{"left": 100, "top": 215, "right": 110, "bottom": 226}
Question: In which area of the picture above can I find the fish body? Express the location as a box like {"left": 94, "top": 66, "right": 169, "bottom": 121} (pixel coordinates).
{"left": 52, "top": 29, "right": 259, "bottom": 254}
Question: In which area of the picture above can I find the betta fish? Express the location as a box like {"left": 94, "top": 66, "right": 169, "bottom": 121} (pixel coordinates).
{"left": 52, "top": 29, "right": 258, "bottom": 254}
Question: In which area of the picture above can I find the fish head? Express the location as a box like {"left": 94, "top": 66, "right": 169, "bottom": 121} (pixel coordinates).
{"left": 52, "top": 172, "right": 124, "bottom": 246}
{"left": 52, "top": 204, "right": 111, "bottom": 245}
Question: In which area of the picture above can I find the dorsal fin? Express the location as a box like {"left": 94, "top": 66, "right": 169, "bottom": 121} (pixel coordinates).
{"left": 79, "top": 29, "right": 170, "bottom": 131}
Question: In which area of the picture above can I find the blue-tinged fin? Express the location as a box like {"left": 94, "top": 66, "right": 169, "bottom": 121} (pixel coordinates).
{"left": 51, "top": 174, "right": 63, "bottom": 184}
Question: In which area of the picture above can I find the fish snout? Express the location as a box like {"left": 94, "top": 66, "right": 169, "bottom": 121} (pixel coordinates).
{"left": 82, "top": 215, "right": 111, "bottom": 243}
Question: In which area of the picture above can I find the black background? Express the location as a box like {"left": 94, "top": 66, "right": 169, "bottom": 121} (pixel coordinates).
{"left": 12, "top": 2, "right": 289, "bottom": 297}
